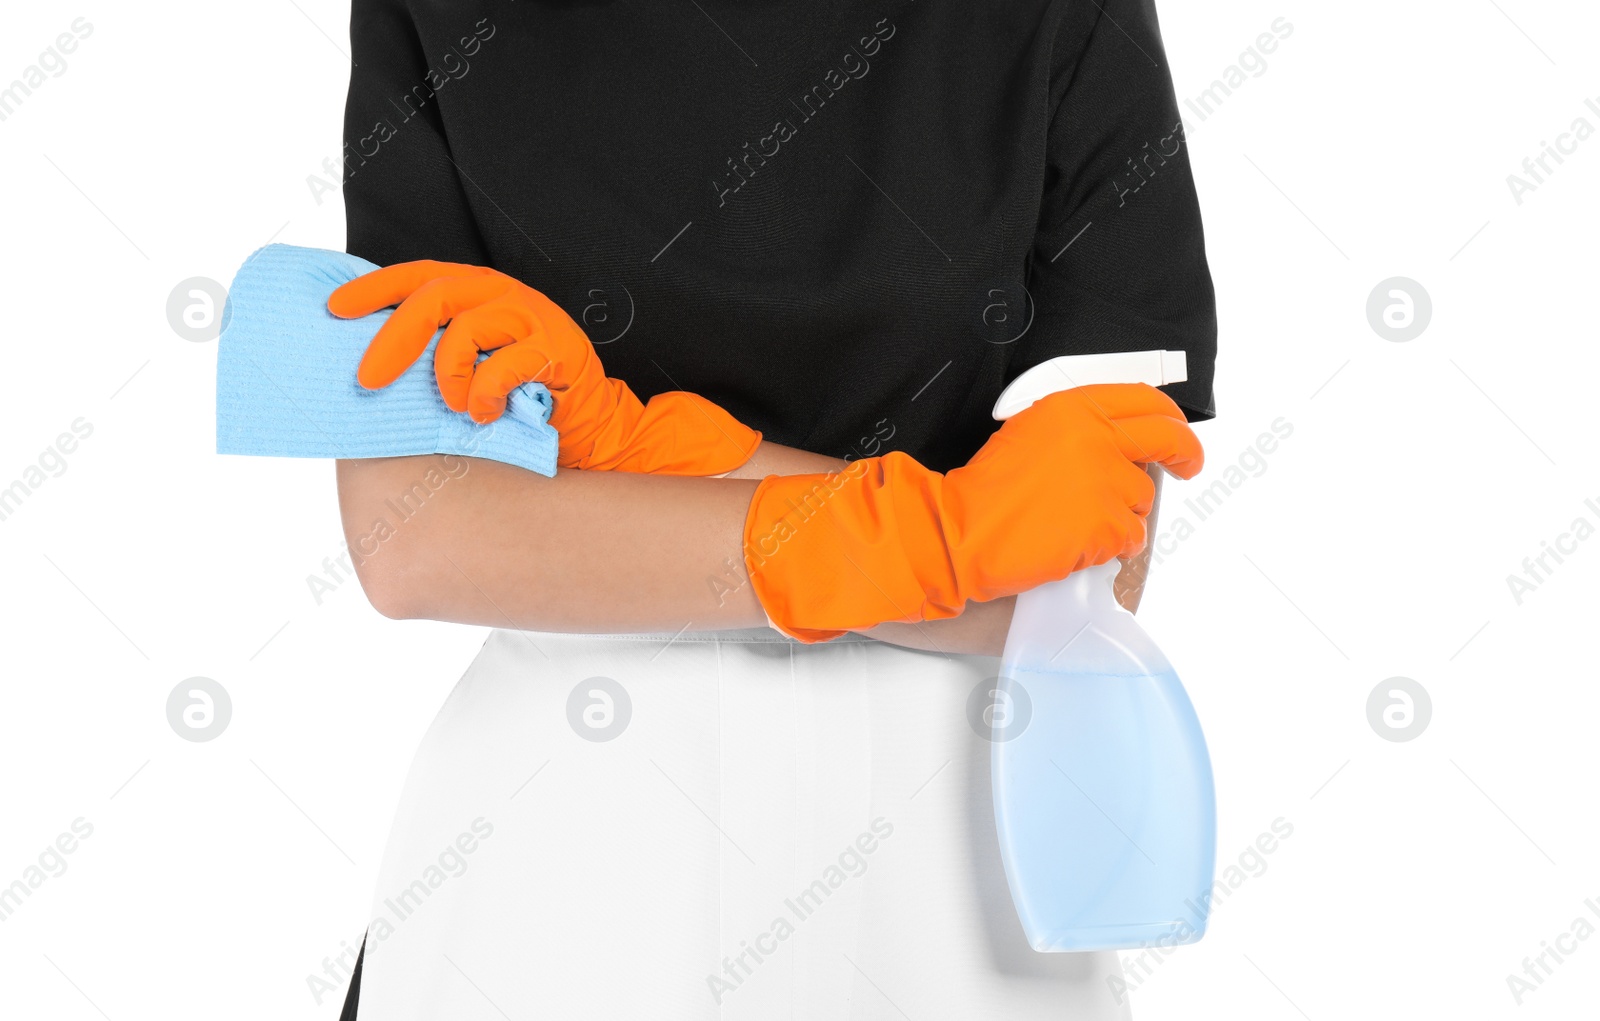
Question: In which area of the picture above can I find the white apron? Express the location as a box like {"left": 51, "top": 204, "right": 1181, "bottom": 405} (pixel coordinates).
{"left": 355, "top": 626, "right": 1131, "bottom": 1019}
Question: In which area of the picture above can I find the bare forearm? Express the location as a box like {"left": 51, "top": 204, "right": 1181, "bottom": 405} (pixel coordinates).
{"left": 337, "top": 455, "right": 765, "bottom": 632}
{"left": 337, "top": 440, "right": 862, "bottom": 634}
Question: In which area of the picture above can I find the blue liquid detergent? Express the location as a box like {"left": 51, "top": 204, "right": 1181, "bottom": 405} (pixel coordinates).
{"left": 992, "top": 562, "right": 1216, "bottom": 952}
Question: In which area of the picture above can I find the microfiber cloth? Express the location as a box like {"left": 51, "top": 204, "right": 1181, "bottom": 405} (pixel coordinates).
{"left": 216, "top": 243, "right": 558, "bottom": 476}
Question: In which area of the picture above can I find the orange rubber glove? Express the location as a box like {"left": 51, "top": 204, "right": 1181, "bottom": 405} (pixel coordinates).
{"left": 327, "top": 261, "right": 761, "bottom": 476}
{"left": 744, "top": 384, "right": 1204, "bottom": 642}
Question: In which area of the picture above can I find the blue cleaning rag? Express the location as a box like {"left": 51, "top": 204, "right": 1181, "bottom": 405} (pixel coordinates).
{"left": 215, "top": 243, "right": 558, "bottom": 476}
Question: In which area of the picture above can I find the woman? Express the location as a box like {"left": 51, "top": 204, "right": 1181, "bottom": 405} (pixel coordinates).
{"left": 332, "top": 0, "right": 1215, "bottom": 1016}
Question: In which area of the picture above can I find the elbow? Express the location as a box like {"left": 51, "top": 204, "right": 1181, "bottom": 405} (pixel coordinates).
{"left": 349, "top": 548, "right": 424, "bottom": 620}
{"left": 359, "top": 570, "right": 420, "bottom": 621}
{"left": 336, "top": 458, "right": 445, "bottom": 621}
{"left": 342, "top": 516, "right": 440, "bottom": 620}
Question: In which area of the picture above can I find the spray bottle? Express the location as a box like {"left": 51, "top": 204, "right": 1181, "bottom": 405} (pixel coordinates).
{"left": 989, "top": 350, "right": 1216, "bottom": 952}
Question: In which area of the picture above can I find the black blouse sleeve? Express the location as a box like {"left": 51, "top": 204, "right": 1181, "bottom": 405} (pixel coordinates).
{"left": 1018, "top": 0, "right": 1217, "bottom": 420}
{"left": 341, "top": 0, "right": 493, "bottom": 267}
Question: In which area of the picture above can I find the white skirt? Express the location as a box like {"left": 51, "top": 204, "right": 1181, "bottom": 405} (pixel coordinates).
{"left": 356, "top": 626, "right": 1131, "bottom": 1019}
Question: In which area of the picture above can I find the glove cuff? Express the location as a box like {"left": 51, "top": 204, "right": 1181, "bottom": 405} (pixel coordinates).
{"left": 742, "top": 454, "right": 961, "bottom": 643}
{"left": 566, "top": 386, "right": 761, "bottom": 476}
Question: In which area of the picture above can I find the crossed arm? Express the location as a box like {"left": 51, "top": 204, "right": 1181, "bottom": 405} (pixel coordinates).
{"left": 335, "top": 443, "right": 1159, "bottom": 657}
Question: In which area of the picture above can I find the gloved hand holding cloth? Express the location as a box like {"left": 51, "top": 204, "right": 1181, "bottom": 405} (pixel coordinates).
{"left": 329, "top": 260, "right": 761, "bottom": 477}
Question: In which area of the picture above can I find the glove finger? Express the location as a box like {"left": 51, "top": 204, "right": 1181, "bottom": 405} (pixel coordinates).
{"left": 1112, "top": 461, "right": 1158, "bottom": 517}
{"left": 1079, "top": 502, "right": 1147, "bottom": 566}
{"left": 434, "top": 303, "right": 543, "bottom": 412}
{"left": 1122, "top": 510, "right": 1150, "bottom": 558}
{"left": 464, "top": 343, "right": 561, "bottom": 424}
{"left": 1070, "top": 382, "right": 1189, "bottom": 423}
{"left": 1106, "top": 414, "right": 1205, "bottom": 479}
{"left": 327, "top": 260, "right": 493, "bottom": 319}
{"left": 356, "top": 275, "right": 511, "bottom": 390}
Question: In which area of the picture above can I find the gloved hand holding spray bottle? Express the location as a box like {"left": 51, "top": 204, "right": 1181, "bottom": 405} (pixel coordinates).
{"left": 989, "top": 350, "right": 1216, "bottom": 952}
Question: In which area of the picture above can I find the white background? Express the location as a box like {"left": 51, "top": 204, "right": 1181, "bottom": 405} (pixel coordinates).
{"left": 1, "top": 0, "right": 1597, "bottom": 1018}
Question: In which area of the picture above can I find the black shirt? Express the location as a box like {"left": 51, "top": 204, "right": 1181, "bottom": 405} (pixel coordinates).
{"left": 342, "top": 0, "right": 1216, "bottom": 472}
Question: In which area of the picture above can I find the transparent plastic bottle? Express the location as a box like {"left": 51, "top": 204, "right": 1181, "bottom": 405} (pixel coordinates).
{"left": 989, "top": 351, "right": 1216, "bottom": 953}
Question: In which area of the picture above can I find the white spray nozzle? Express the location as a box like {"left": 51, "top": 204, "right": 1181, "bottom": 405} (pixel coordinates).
{"left": 992, "top": 350, "right": 1187, "bottom": 420}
